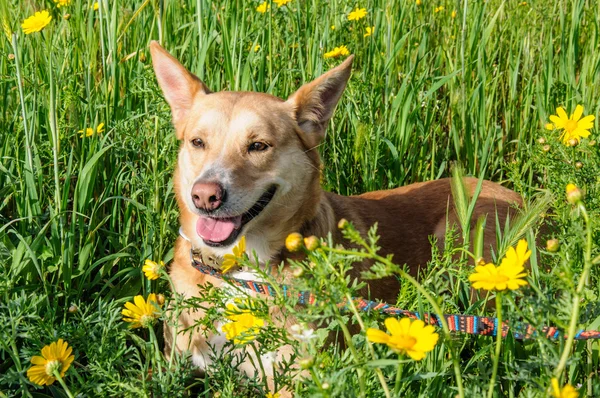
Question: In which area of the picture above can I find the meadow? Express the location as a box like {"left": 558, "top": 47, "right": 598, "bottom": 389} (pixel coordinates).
{"left": 1, "top": 0, "right": 600, "bottom": 396}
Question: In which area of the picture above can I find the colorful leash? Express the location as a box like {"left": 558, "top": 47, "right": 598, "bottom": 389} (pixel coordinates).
{"left": 190, "top": 254, "right": 600, "bottom": 341}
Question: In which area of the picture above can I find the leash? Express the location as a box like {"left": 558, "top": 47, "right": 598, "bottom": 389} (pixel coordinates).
{"left": 182, "top": 231, "right": 600, "bottom": 341}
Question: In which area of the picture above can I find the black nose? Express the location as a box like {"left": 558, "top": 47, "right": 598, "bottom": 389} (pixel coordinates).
{"left": 191, "top": 181, "right": 226, "bottom": 211}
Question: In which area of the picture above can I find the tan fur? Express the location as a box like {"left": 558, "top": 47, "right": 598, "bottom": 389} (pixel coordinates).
{"left": 150, "top": 41, "right": 522, "bottom": 385}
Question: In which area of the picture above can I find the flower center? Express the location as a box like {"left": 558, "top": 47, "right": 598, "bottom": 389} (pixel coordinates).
{"left": 140, "top": 314, "right": 156, "bottom": 328}
{"left": 390, "top": 334, "right": 417, "bottom": 352}
{"left": 565, "top": 119, "right": 578, "bottom": 133}
{"left": 45, "top": 360, "right": 61, "bottom": 376}
{"left": 493, "top": 274, "right": 510, "bottom": 283}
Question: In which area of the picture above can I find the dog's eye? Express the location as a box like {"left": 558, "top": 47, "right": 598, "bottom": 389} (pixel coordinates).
{"left": 191, "top": 138, "right": 205, "bottom": 148}
{"left": 248, "top": 142, "right": 269, "bottom": 152}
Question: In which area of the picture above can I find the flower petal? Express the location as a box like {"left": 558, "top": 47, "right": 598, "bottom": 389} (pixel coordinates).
{"left": 571, "top": 105, "right": 584, "bottom": 121}
{"left": 366, "top": 328, "right": 390, "bottom": 344}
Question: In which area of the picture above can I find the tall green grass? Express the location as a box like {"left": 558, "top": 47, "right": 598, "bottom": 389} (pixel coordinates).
{"left": 1, "top": 0, "right": 599, "bottom": 396}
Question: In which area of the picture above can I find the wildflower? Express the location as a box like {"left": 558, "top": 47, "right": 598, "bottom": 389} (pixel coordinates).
{"left": 289, "top": 324, "right": 316, "bottom": 342}
{"left": 54, "top": 0, "right": 72, "bottom": 7}
{"left": 546, "top": 238, "right": 559, "bottom": 252}
{"left": 434, "top": 6, "right": 445, "bottom": 13}
{"left": 331, "top": 25, "right": 335, "bottom": 30}
{"left": 92, "top": 2, "right": 100, "bottom": 11}
{"left": 256, "top": 2, "right": 269, "bottom": 13}
{"left": 451, "top": 10, "right": 457, "bottom": 18}
{"left": 324, "top": 45, "right": 350, "bottom": 59}
{"left": 142, "top": 259, "right": 164, "bottom": 280}
{"left": 348, "top": 7, "right": 368, "bottom": 21}
{"left": 366, "top": 317, "right": 439, "bottom": 360}
{"left": 79, "top": 122, "right": 104, "bottom": 137}
{"left": 221, "top": 236, "right": 246, "bottom": 273}
{"left": 549, "top": 105, "right": 595, "bottom": 145}
{"left": 551, "top": 378, "right": 579, "bottom": 398}
{"left": 416, "top": 0, "right": 422, "bottom": 5}
{"left": 266, "top": 393, "right": 281, "bottom": 398}
{"left": 566, "top": 183, "right": 583, "bottom": 204}
{"left": 299, "top": 357, "right": 314, "bottom": 369}
{"left": 469, "top": 239, "right": 530, "bottom": 291}
{"left": 303, "top": 236, "right": 320, "bottom": 251}
{"left": 520, "top": 1, "right": 528, "bottom": 5}
{"left": 274, "top": 0, "right": 293, "bottom": 7}
{"left": 27, "top": 339, "right": 75, "bottom": 386}
{"left": 338, "top": 218, "right": 349, "bottom": 229}
{"left": 253, "top": 44, "right": 261, "bottom": 52}
{"left": 21, "top": 11, "right": 52, "bottom": 35}
{"left": 221, "top": 303, "right": 265, "bottom": 344}
{"left": 285, "top": 233, "right": 304, "bottom": 252}
{"left": 364, "top": 26, "right": 374, "bottom": 37}
{"left": 545, "top": 123, "right": 554, "bottom": 130}
{"left": 122, "top": 294, "right": 162, "bottom": 328}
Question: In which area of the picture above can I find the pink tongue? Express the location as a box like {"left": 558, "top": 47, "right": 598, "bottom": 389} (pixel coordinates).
{"left": 196, "top": 216, "right": 242, "bottom": 243}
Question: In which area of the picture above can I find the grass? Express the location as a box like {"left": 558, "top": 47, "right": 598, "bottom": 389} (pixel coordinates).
{"left": 1, "top": 0, "right": 599, "bottom": 396}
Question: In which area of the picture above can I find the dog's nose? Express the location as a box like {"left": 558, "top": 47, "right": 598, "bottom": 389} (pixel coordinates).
{"left": 191, "top": 181, "right": 226, "bottom": 211}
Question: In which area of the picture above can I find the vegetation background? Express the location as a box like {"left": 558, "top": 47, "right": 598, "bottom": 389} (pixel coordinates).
{"left": 1, "top": 0, "right": 599, "bottom": 396}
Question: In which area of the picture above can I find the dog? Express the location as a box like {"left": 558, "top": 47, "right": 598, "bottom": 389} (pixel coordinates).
{"left": 149, "top": 41, "right": 522, "bottom": 376}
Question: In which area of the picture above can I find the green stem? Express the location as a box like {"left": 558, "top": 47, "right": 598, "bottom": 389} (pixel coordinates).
{"left": 148, "top": 325, "right": 164, "bottom": 379}
{"left": 249, "top": 342, "right": 269, "bottom": 393}
{"left": 394, "top": 356, "right": 404, "bottom": 396}
{"left": 487, "top": 293, "right": 503, "bottom": 398}
{"left": 336, "top": 314, "right": 367, "bottom": 398}
{"left": 325, "top": 247, "right": 465, "bottom": 398}
{"left": 554, "top": 203, "right": 593, "bottom": 377}
{"left": 52, "top": 371, "right": 75, "bottom": 398}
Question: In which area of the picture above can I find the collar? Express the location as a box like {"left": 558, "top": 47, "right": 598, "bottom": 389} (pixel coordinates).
{"left": 179, "top": 227, "right": 222, "bottom": 272}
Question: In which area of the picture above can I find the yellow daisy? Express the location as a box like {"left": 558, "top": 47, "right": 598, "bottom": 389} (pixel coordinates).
{"left": 79, "top": 122, "right": 104, "bottom": 138}
{"left": 142, "top": 259, "right": 164, "bottom": 280}
{"left": 434, "top": 6, "right": 445, "bottom": 13}
{"left": 364, "top": 26, "right": 374, "bottom": 37}
{"left": 21, "top": 10, "right": 52, "bottom": 35}
{"left": 324, "top": 45, "right": 350, "bottom": 59}
{"left": 366, "top": 317, "right": 439, "bottom": 360}
{"left": 256, "top": 2, "right": 269, "bottom": 13}
{"left": 551, "top": 378, "right": 579, "bottom": 398}
{"left": 221, "top": 236, "right": 246, "bottom": 273}
{"left": 221, "top": 302, "right": 265, "bottom": 344}
{"left": 549, "top": 105, "right": 595, "bottom": 145}
{"left": 122, "top": 294, "right": 162, "bottom": 328}
{"left": 54, "top": 0, "right": 72, "bottom": 7}
{"left": 266, "top": 393, "right": 281, "bottom": 398}
{"left": 274, "top": 0, "right": 293, "bottom": 7}
{"left": 469, "top": 239, "right": 529, "bottom": 291}
{"left": 348, "top": 7, "right": 368, "bottom": 21}
{"left": 27, "top": 339, "right": 75, "bottom": 386}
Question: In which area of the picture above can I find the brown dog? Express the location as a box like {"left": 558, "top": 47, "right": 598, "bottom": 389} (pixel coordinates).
{"left": 149, "top": 41, "right": 521, "bottom": 372}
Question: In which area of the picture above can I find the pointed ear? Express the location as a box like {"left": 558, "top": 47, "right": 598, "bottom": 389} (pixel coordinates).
{"left": 286, "top": 55, "right": 354, "bottom": 148}
{"left": 149, "top": 41, "right": 210, "bottom": 137}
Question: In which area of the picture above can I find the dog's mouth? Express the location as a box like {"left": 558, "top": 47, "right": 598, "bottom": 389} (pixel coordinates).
{"left": 196, "top": 185, "right": 277, "bottom": 247}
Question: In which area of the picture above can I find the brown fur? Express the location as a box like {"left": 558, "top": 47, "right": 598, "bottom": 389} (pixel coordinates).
{"left": 149, "top": 41, "right": 522, "bottom": 381}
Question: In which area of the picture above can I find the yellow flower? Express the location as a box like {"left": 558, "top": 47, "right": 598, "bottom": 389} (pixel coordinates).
{"left": 566, "top": 183, "right": 583, "bottom": 204}
{"left": 324, "top": 45, "right": 350, "bottom": 59}
{"left": 142, "top": 259, "right": 164, "bottom": 280}
{"left": 122, "top": 294, "right": 162, "bottom": 328}
{"left": 27, "top": 339, "right": 75, "bottom": 386}
{"left": 469, "top": 239, "right": 530, "bottom": 291}
{"left": 549, "top": 105, "right": 595, "bottom": 145}
{"left": 274, "top": 0, "right": 293, "bottom": 7}
{"left": 416, "top": 0, "right": 422, "bottom": 5}
{"left": 79, "top": 122, "right": 104, "bottom": 137}
{"left": 21, "top": 10, "right": 52, "bottom": 35}
{"left": 256, "top": 2, "right": 269, "bottom": 13}
{"left": 551, "top": 378, "right": 579, "bottom": 398}
{"left": 266, "top": 393, "right": 281, "bottom": 398}
{"left": 451, "top": 9, "right": 457, "bottom": 18}
{"left": 545, "top": 123, "right": 555, "bottom": 130}
{"left": 54, "top": 0, "right": 72, "bottom": 7}
{"left": 366, "top": 318, "right": 439, "bottom": 360}
{"left": 331, "top": 25, "right": 335, "bottom": 30}
{"left": 434, "top": 6, "right": 445, "bottom": 13}
{"left": 348, "top": 7, "right": 368, "bottom": 21}
{"left": 253, "top": 44, "right": 261, "bottom": 52}
{"left": 221, "top": 236, "right": 246, "bottom": 273}
{"left": 221, "top": 303, "right": 265, "bottom": 344}
{"left": 364, "top": 26, "right": 374, "bottom": 37}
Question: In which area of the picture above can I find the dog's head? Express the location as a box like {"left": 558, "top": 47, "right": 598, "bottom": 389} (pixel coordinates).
{"left": 150, "top": 41, "right": 353, "bottom": 261}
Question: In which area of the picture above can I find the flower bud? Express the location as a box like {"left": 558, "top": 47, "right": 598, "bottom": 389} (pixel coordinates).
{"left": 303, "top": 236, "right": 320, "bottom": 251}
{"left": 299, "top": 357, "right": 314, "bottom": 369}
{"left": 537, "top": 137, "right": 546, "bottom": 144}
{"left": 542, "top": 144, "right": 551, "bottom": 152}
{"left": 322, "top": 382, "right": 330, "bottom": 390}
{"left": 575, "top": 161, "right": 583, "bottom": 170}
{"left": 68, "top": 304, "right": 78, "bottom": 313}
{"left": 566, "top": 183, "right": 583, "bottom": 204}
{"left": 156, "top": 293, "right": 165, "bottom": 306}
{"left": 546, "top": 239, "right": 559, "bottom": 253}
{"left": 139, "top": 51, "right": 146, "bottom": 63}
{"left": 588, "top": 140, "right": 596, "bottom": 146}
{"left": 544, "top": 123, "right": 554, "bottom": 131}
{"left": 285, "top": 233, "right": 303, "bottom": 252}
{"left": 292, "top": 267, "right": 304, "bottom": 278}
{"left": 8, "top": 53, "right": 15, "bottom": 61}
{"left": 567, "top": 138, "right": 579, "bottom": 147}
{"left": 337, "top": 218, "right": 349, "bottom": 229}
{"left": 63, "top": 13, "right": 71, "bottom": 20}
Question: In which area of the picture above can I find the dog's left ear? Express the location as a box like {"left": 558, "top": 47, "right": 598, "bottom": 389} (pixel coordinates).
{"left": 287, "top": 55, "right": 354, "bottom": 148}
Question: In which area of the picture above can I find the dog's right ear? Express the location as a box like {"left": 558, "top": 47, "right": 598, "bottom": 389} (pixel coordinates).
{"left": 150, "top": 41, "right": 210, "bottom": 137}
